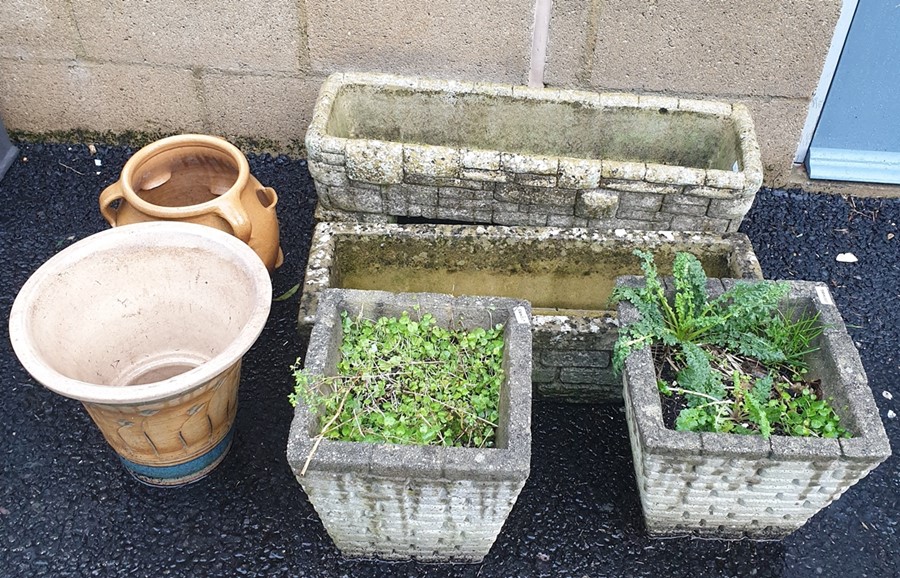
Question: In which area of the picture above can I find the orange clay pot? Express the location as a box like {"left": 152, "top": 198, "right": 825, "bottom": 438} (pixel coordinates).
{"left": 99, "top": 134, "right": 283, "bottom": 271}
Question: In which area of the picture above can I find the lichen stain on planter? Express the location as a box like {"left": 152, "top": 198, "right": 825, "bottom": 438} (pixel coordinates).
{"left": 298, "top": 223, "right": 763, "bottom": 402}
{"left": 306, "top": 73, "right": 763, "bottom": 232}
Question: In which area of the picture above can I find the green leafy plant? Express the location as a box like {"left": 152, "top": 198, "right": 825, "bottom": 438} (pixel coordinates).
{"left": 290, "top": 308, "right": 505, "bottom": 470}
{"left": 612, "top": 250, "right": 849, "bottom": 439}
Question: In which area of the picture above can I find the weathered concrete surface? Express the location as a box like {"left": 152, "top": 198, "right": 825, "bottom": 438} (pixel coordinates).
{"left": 304, "top": 0, "right": 531, "bottom": 83}
{"left": 202, "top": 73, "right": 322, "bottom": 145}
{"left": 0, "top": 0, "right": 80, "bottom": 60}
{"left": 544, "top": 0, "right": 596, "bottom": 88}
{"left": 544, "top": 0, "right": 848, "bottom": 190}
{"left": 0, "top": 60, "right": 205, "bottom": 133}
{"left": 589, "top": 0, "right": 842, "bottom": 99}
{"left": 307, "top": 73, "right": 763, "bottom": 231}
{"left": 743, "top": 97, "right": 814, "bottom": 187}
{"left": 288, "top": 289, "right": 532, "bottom": 561}
{"left": 70, "top": 0, "right": 303, "bottom": 72}
{"left": 619, "top": 278, "right": 891, "bottom": 536}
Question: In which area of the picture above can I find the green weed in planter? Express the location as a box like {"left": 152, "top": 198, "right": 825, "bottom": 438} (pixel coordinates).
{"left": 612, "top": 250, "right": 849, "bottom": 439}
{"left": 290, "top": 309, "right": 504, "bottom": 448}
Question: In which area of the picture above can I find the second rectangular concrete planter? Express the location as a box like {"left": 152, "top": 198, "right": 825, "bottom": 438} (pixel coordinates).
{"left": 287, "top": 288, "right": 532, "bottom": 562}
{"left": 618, "top": 278, "right": 891, "bottom": 537}
{"left": 306, "top": 72, "right": 763, "bottom": 232}
{"left": 297, "top": 222, "right": 763, "bottom": 402}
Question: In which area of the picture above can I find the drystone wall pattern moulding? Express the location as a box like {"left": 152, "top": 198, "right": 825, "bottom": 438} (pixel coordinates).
{"left": 618, "top": 278, "right": 891, "bottom": 536}
{"left": 306, "top": 73, "right": 763, "bottom": 232}
{"left": 297, "top": 223, "right": 763, "bottom": 402}
{"left": 287, "top": 289, "right": 532, "bottom": 561}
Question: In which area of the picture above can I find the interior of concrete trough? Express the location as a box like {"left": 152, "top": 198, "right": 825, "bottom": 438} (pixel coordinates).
{"left": 333, "top": 235, "right": 733, "bottom": 314}
{"left": 1, "top": 143, "right": 897, "bottom": 577}
{"left": 329, "top": 85, "right": 742, "bottom": 169}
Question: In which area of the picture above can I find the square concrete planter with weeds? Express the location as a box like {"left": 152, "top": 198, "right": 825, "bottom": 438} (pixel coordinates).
{"left": 287, "top": 288, "right": 532, "bottom": 561}
{"left": 617, "top": 275, "right": 891, "bottom": 536}
{"left": 297, "top": 222, "right": 762, "bottom": 402}
{"left": 306, "top": 72, "right": 762, "bottom": 232}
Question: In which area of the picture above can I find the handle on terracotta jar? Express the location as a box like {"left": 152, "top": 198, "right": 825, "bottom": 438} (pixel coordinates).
{"left": 259, "top": 187, "right": 283, "bottom": 269}
{"left": 98, "top": 182, "right": 125, "bottom": 226}
{"left": 215, "top": 201, "right": 252, "bottom": 243}
{"left": 258, "top": 187, "right": 278, "bottom": 210}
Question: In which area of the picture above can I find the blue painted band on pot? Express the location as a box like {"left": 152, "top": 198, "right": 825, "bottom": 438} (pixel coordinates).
{"left": 119, "top": 426, "right": 235, "bottom": 487}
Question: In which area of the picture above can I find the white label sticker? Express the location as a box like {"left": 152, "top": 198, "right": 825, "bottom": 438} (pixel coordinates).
{"left": 513, "top": 305, "right": 530, "bottom": 325}
{"left": 815, "top": 286, "right": 835, "bottom": 306}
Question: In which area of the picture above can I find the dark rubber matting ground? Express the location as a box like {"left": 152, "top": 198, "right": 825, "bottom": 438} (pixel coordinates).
{"left": 1, "top": 143, "right": 897, "bottom": 577}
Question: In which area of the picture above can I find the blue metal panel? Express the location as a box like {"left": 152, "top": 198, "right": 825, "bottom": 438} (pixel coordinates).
{"left": 807, "top": 1, "right": 900, "bottom": 184}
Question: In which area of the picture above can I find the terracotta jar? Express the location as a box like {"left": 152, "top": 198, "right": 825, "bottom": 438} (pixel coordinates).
{"left": 99, "top": 134, "right": 283, "bottom": 270}
{"left": 9, "top": 223, "right": 272, "bottom": 486}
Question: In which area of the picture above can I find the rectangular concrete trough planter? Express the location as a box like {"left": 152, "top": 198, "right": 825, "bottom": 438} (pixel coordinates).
{"left": 306, "top": 72, "right": 763, "bottom": 232}
{"left": 287, "top": 288, "right": 532, "bottom": 562}
{"left": 297, "top": 222, "right": 763, "bottom": 402}
{"left": 618, "top": 278, "right": 891, "bottom": 537}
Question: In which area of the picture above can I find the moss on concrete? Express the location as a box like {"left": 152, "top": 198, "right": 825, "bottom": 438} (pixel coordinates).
{"left": 10, "top": 129, "right": 308, "bottom": 158}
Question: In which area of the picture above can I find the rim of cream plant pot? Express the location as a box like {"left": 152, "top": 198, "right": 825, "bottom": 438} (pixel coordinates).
{"left": 8, "top": 222, "right": 272, "bottom": 406}
{"left": 119, "top": 134, "right": 251, "bottom": 219}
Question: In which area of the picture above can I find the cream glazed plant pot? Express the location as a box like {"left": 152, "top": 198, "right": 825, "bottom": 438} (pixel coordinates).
{"left": 287, "top": 289, "right": 532, "bottom": 562}
{"left": 617, "top": 277, "right": 891, "bottom": 536}
{"left": 9, "top": 222, "right": 272, "bottom": 486}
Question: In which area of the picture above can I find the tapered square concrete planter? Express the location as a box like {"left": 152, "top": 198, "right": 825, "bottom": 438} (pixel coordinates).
{"left": 618, "top": 278, "right": 891, "bottom": 537}
{"left": 306, "top": 72, "right": 762, "bottom": 232}
{"left": 287, "top": 289, "right": 532, "bottom": 562}
{"left": 297, "top": 222, "right": 762, "bottom": 402}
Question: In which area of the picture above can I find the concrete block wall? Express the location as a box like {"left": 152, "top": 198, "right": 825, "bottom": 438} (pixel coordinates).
{"left": 0, "top": 0, "right": 322, "bottom": 144}
{"left": 0, "top": 0, "right": 842, "bottom": 188}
